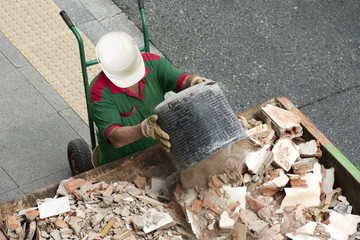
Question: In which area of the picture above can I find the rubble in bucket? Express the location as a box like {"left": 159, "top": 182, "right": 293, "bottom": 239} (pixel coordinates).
{"left": 3, "top": 104, "right": 360, "bottom": 240}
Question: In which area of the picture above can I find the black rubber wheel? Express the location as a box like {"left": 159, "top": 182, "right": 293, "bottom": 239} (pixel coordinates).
{"left": 67, "top": 138, "right": 93, "bottom": 176}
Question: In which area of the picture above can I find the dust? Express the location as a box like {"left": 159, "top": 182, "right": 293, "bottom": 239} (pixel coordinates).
{"left": 179, "top": 139, "right": 258, "bottom": 190}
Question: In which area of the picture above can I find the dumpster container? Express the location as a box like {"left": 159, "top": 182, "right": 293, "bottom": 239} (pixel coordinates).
{"left": 0, "top": 97, "right": 359, "bottom": 229}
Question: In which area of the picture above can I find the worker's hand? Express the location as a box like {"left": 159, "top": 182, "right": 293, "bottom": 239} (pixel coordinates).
{"left": 190, "top": 76, "right": 214, "bottom": 86}
{"left": 141, "top": 115, "right": 171, "bottom": 152}
{"left": 190, "top": 76, "right": 223, "bottom": 95}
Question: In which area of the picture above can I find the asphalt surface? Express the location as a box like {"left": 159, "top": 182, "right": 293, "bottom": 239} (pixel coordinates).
{"left": 113, "top": 0, "right": 360, "bottom": 170}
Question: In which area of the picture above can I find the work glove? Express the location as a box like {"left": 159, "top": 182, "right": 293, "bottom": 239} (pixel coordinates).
{"left": 141, "top": 115, "right": 171, "bottom": 152}
{"left": 190, "top": 76, "right": 214, "bottom": 86}
{"left": 190, "top": 76, "right": 223, "bottom": 94}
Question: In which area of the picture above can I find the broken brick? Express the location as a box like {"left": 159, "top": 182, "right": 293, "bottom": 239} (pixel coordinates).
{"left": 192, "top": 199, "right": 202, "bottom": 212}
{"left": 246, "top": 195, "right": 265, "bottom": 211}
{"left": 290, "top": 177, "right": 307, "bottom": 187}
{"left": 258, "top": 185, "right": 277, "bottom": 196}
{"left": 102, "top": 182, "right": 114, "bottom": 196}
{"left": 272, "top": 137, "right": 300, "bottom": 172}
{"left": 6, "top": 216, "right": 20, "bottom": 229}
{"left": 55, "top": 219, "right": 69, "bottom": 229}
{"left": 133, "top": 176, "right": 147, "bottom": 189}
{"left": 64, "top": 179, "right": 92, "bottom": 194}
{"left": 25, "top": 210, "right": 39, "bottom": 221}
{"left": 208, "top": 203, "right": 222, "bottom": 216}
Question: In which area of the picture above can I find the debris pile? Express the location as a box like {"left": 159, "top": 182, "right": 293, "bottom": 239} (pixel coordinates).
{"left": 3, "top": 104, "right": 360, "bottom": 240}
{"left": 4, "top": 177, "right": 193, "bottom": 240}
{"left": 174, "top": 105, "right": 360, "bottom": 239}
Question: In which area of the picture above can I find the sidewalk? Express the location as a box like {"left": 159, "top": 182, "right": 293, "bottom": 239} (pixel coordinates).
{"left": 0, "top": 0, "right": 161, "bottom": 203}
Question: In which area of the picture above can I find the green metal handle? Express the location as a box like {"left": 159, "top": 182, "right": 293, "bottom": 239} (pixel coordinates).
{"left": 60, "top": 10, "right": 74, "bottom": 29}
{"left": 137, "top": 0, "right": 145, "bottom": 9}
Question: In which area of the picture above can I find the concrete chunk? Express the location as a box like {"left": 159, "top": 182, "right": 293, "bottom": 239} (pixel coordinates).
{"left": 298, "top": 140, "right": 322, "bottom": 158}
{"left": 239, "top": 209, "right": 268, "bottom": 238}
{"left": 259, "top": 104, "right": 303, "bottom": 139}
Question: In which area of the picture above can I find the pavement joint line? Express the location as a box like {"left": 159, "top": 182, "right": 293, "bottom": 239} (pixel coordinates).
{"left": 17, "top": 168, "right": 72, "bottom": 191}
{"left": 298, "top": 84, "right": 360, "bottom": 109}
{"left": 0, "top": 166, "right": 20, "bottom": 189}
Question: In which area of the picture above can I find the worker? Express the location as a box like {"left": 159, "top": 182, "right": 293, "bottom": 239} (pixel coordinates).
{"left": 89, "top": 31, "right": 211, "bottom": 166}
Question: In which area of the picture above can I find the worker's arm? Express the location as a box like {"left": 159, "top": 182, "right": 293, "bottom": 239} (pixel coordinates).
{"left": 107, "top": 124, "right": 143, "bottom": 148}
{"left": 107, "top": 115, "right": 171, "bottom": 152}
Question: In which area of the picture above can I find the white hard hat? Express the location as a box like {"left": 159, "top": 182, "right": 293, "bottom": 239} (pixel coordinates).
{"left": 96, "top": 31, "right": 145, "bottom": 88}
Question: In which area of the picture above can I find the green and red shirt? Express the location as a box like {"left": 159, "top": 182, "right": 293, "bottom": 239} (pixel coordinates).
{"left": 89, "top": 53, "right": 188, "bottom": 165}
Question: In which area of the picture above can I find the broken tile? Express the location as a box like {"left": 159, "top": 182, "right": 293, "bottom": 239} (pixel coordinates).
{"left": 222, "top": 186, "right": 246, "bottom": 210}
{"left": 322, "top": 167, "right": 335, "bottom": 196}
{"left": 142, "top": 208, "right": 175, "bottom": 234}
{"left": 281, "top": 163, "right": 322, "bottom": 209}
{"left": 272, "top": 137, "right": 300, "bottom": 172}
{"left": 245, "top": 144, "right": 273, "bottom": 175}
{"left": 37, "top": 196, "right": 71, "bottom": 219}
{"left": 263, "top": 169, "right": 289, "bottom": 188}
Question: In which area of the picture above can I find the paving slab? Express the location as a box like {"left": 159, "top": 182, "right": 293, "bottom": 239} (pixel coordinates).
{"left": 78, "top": 19, "right": 108, "bottom": 45}
{"left": 79, "top": 0, "right": 121, "bottom": 21}
{"left": 0, "top": 167, "right": 18, "bottom": 193}
{"left": 0, "top": 70, "right": 56, "bottom": 126}
{"left": 0, "top": 31, "right": 29, "bottom": 68}
{"left": 18, "top": 65, "right": 70, "bottom": 112}
{"left": 0, "top": 49, "right": 16, "bottom": 74}
{"left": 53, "top": 0, "right": 95, "bottom": 25}
{"left": 21, "top": 169, "right": 72, "bottom": 195}
{"left": 1, "top": 113, "right": 81, "bottom": 186}
{"left": 59, "top": 108, "right": 91, "bottom": 145}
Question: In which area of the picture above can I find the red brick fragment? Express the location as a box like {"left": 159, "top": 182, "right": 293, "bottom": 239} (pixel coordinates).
{"left": 192, "top": 199, "right": 203, "bottom": 212}
{"left": 102, "top": 182, "right": 114, "bottom": 196}
{"left": 64, "top": 178, "right": 92, "bottom": 194}
{"left": 7, "top": 216, "right": 20, "bottom": 229}
{"left": 55, "top": 218, "right": 69, "bottom": 229}
{"left": 174, "top": 183, "right": 182, "bottom": 196}
{"left": 258, "top": 185, "right": 277, "bottom": 196}
{"left": 208, "top": 182, "right": 222, "bottom": 197}
{"left": 208, "top": 203, "right": 222, "bottom": 216}
{"left": 290, "top": 177, "right": 307, "bottom": 187}
{"left": 133, "top": 176, "right": 147, "bottom": 189}
{"left": 229, "top": 201, "right": 240, "bottom": 211}
{"left": 246, "top": 195, "right": 265, "bottom": 211}
{"left": 25, "top": 210, "right": 39, "bottom": 221}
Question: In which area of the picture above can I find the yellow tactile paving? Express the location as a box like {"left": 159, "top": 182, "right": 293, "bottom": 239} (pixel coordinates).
{"left": 0, "top": 0, "right": 101, "bottom": 124}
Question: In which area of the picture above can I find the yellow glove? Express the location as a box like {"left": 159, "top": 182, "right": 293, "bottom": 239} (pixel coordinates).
{"left": 190, "top": 76, "right": 213, "bottom": 86}
{"left": 141, "top": 115, "right": 171, "bottom": 152}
